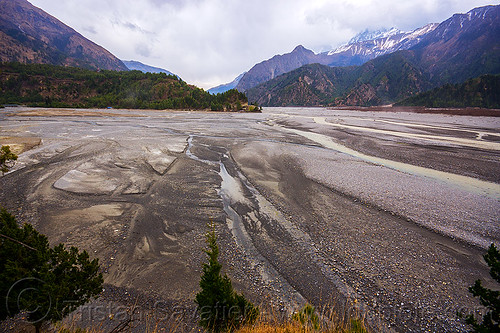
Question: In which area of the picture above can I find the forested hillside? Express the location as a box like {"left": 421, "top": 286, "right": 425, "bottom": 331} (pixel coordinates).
{"left": 246, "top": 52, "right": 429, "bottom": 107}
{"left": 0, "top": 63, "right": 249, "bottom": 111}
{"left": 396, "top": 74, "right": 500, "bottom": 109}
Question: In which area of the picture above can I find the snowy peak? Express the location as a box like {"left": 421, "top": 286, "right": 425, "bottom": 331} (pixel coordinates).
{"left": 235, "top": 4, "right": 498, "bottom": 92}
{"left": 326, "top": 23, "right": 438, "bottom": 58}
{"left": 348, "top": 27, "right": 402, "bottom": 44}
{"left": 466, "top": 5, "right": 496, "bottom": 20}
{"left": 246, "top": 4, "right": 500, "bottom": 107}
{"left": 405, "top": 23, "right": 440, "bottom": 40}
{"left": 236, "top": 22, "right": 439, "bottom": 91}
{"left": 427, "top": 4, "right": 499, "bottom": 41}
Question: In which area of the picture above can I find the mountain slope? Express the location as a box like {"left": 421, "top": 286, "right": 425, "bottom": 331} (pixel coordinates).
{"left": 208, "top": 72, "right": 246, "bottom": 94}
{"left": 396, "top": 74, "right": 500, "bottom": 109}
{"left": 412, "top": 5, "right": 500, "bottom": 86}
{"left": 122, "top": 60, "right": 177, "bottom": 77}
{"left": 0, "top": 0, "right": 127, "bottom": 71}
{"left": 322, "top": 24, "right": 438, "bottom": 67}
{"left": 247, "top": 51, "right": 429, "bottom": 107}
{"left": 236, "top": 24, "right": 438, "bottom": 92}
{"left": 340, "top": 51, "right": 430, "bottom": 106}
{"left": 236, "top": 45, "right": 321, "bottom": 92}
{"left": 246, "top": 63, "right": 357, "bottom": 106}
{"left": 247, "top": 5, "right": 500, "bottom": 107}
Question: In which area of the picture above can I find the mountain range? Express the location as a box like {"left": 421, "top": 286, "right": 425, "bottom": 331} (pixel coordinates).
{"left": 225, "top": 23, "right": 439, "bottom": 93}
{"left": 0, "top": 0, "right": 127, "bottom": 71}
{"left": 0, "top": 0, "right": 498, "bottom": 108}
{"left": 319, "top": 23, "right": 439, "bottom": 67}
{"left": 246, "top": 4, "right": 500, "bottom": 107}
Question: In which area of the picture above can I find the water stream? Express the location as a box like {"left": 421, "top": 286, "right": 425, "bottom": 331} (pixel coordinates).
{"left": 219, "top": 163, "right": 274, "bottom": 283}
{"left": 276, "top": 124, "right": 500, "bottom": 200}
{"left": 234, "top": 169, "right": 358, "bottom": 298}
{"left": 313, "top": 116, "right": 500, "bottom": 151}
{"left": 267, "top": 112, "right": 500, "bottom": 150}
{"left": 371, "top": 118, "right": 500, "bottom": 141}
{"left": 185, "top": 135, "right": 305, "bottom": 307}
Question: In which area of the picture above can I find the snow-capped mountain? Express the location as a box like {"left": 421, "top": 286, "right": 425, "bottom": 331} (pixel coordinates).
{"left": 236, "top": 4, "right": 497, "bottom": 93}
{"left": 246, "top": 4, "right": 500, "bottom": 107}
{"left": 408, "top": 4, "right": 500, "bottom": 85}
{"left": 418, "top": 4, "right": 498, "bottom": 43}
{"left": 347, "top": 27, "right": 402, "bottom": 44}
{"left": 325, "top": 23, "right": 438, "bottom": 60}
{"left": 235, "top": 23, "right": 439, "bottom": 91}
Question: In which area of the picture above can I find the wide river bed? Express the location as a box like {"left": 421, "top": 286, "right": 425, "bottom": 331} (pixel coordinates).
{"left": 1, "top": 106, "right": 499, "bottom": 332}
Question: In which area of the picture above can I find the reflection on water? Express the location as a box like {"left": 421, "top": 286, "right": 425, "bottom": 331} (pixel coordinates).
{"left": 219, "top": 162, "right": 306, "bottom": 308}
{"left": 186, "top": 135, "right": 304, "bottom": 306}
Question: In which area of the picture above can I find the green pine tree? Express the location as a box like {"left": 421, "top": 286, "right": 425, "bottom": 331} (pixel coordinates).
{"left": 0, "top": 207, "right": 103, "bottom": 333}
{"left": 465, "top": 243, "right": 499, "bottom": 332}
{"left": 195, "top": 223, "right": 258, "bottom": 332}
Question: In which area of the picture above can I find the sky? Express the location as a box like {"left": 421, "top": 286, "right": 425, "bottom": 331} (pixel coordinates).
{"left": 30, "top": 0, "right": 498, "bottom": 89}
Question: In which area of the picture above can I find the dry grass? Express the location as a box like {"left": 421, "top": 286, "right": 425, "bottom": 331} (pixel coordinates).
{"left": 236, "top": 320, "right": 366, "bottom": 333}
{"left": 235, "top": 303, "right": 368, "bottom": 333}
{"left": 48, "top": 300, "right": 368, "bottom": 333}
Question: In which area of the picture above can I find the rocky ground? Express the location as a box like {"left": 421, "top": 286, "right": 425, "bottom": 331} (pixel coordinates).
{"left": 0, "top": 106, "right": 499, "bottom": 332}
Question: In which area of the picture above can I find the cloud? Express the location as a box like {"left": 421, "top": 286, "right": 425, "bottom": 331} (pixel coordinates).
{"left": 135, "top": 43, "right": 152, "bottom": 57}
{"left": 30, "top": 0, "right": 496, "bottom": 88}
{"left": 82, "top": 25, "right": 97, "bottom": 35}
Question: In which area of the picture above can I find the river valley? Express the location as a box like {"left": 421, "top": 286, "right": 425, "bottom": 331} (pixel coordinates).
{"left": 0, "top": 106, "right": 499, "bottom": 332}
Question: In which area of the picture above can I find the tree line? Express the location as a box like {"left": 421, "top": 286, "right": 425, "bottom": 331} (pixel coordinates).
{"left": 396, "top": 74, "right": 500, "bottom": 109}
{"left": 0, "top": 62, "right": 251, "bottom": 111}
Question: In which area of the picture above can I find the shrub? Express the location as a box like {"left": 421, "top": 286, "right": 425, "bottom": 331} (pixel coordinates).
{"left": 0, "top": 145, "right": 17, "bottom": 175}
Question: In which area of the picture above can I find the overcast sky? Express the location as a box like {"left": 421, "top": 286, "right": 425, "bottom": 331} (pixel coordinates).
{"left": 30, "top": 0, "right": 498, "bottom": 89}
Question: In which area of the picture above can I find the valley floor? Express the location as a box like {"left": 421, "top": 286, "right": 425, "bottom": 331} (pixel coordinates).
{"left": 0, "top": 106, "right": 499, "bottom": 332}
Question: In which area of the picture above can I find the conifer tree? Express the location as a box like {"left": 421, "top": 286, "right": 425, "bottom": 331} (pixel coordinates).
{"left": 195, "top": 223, "right": 258, "bottom": 332}
{"left": 0, "top": 208, "right": 103, "bottom": 333}
{"left": 465, "top": 243, "right": 499, "bottom": 332}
